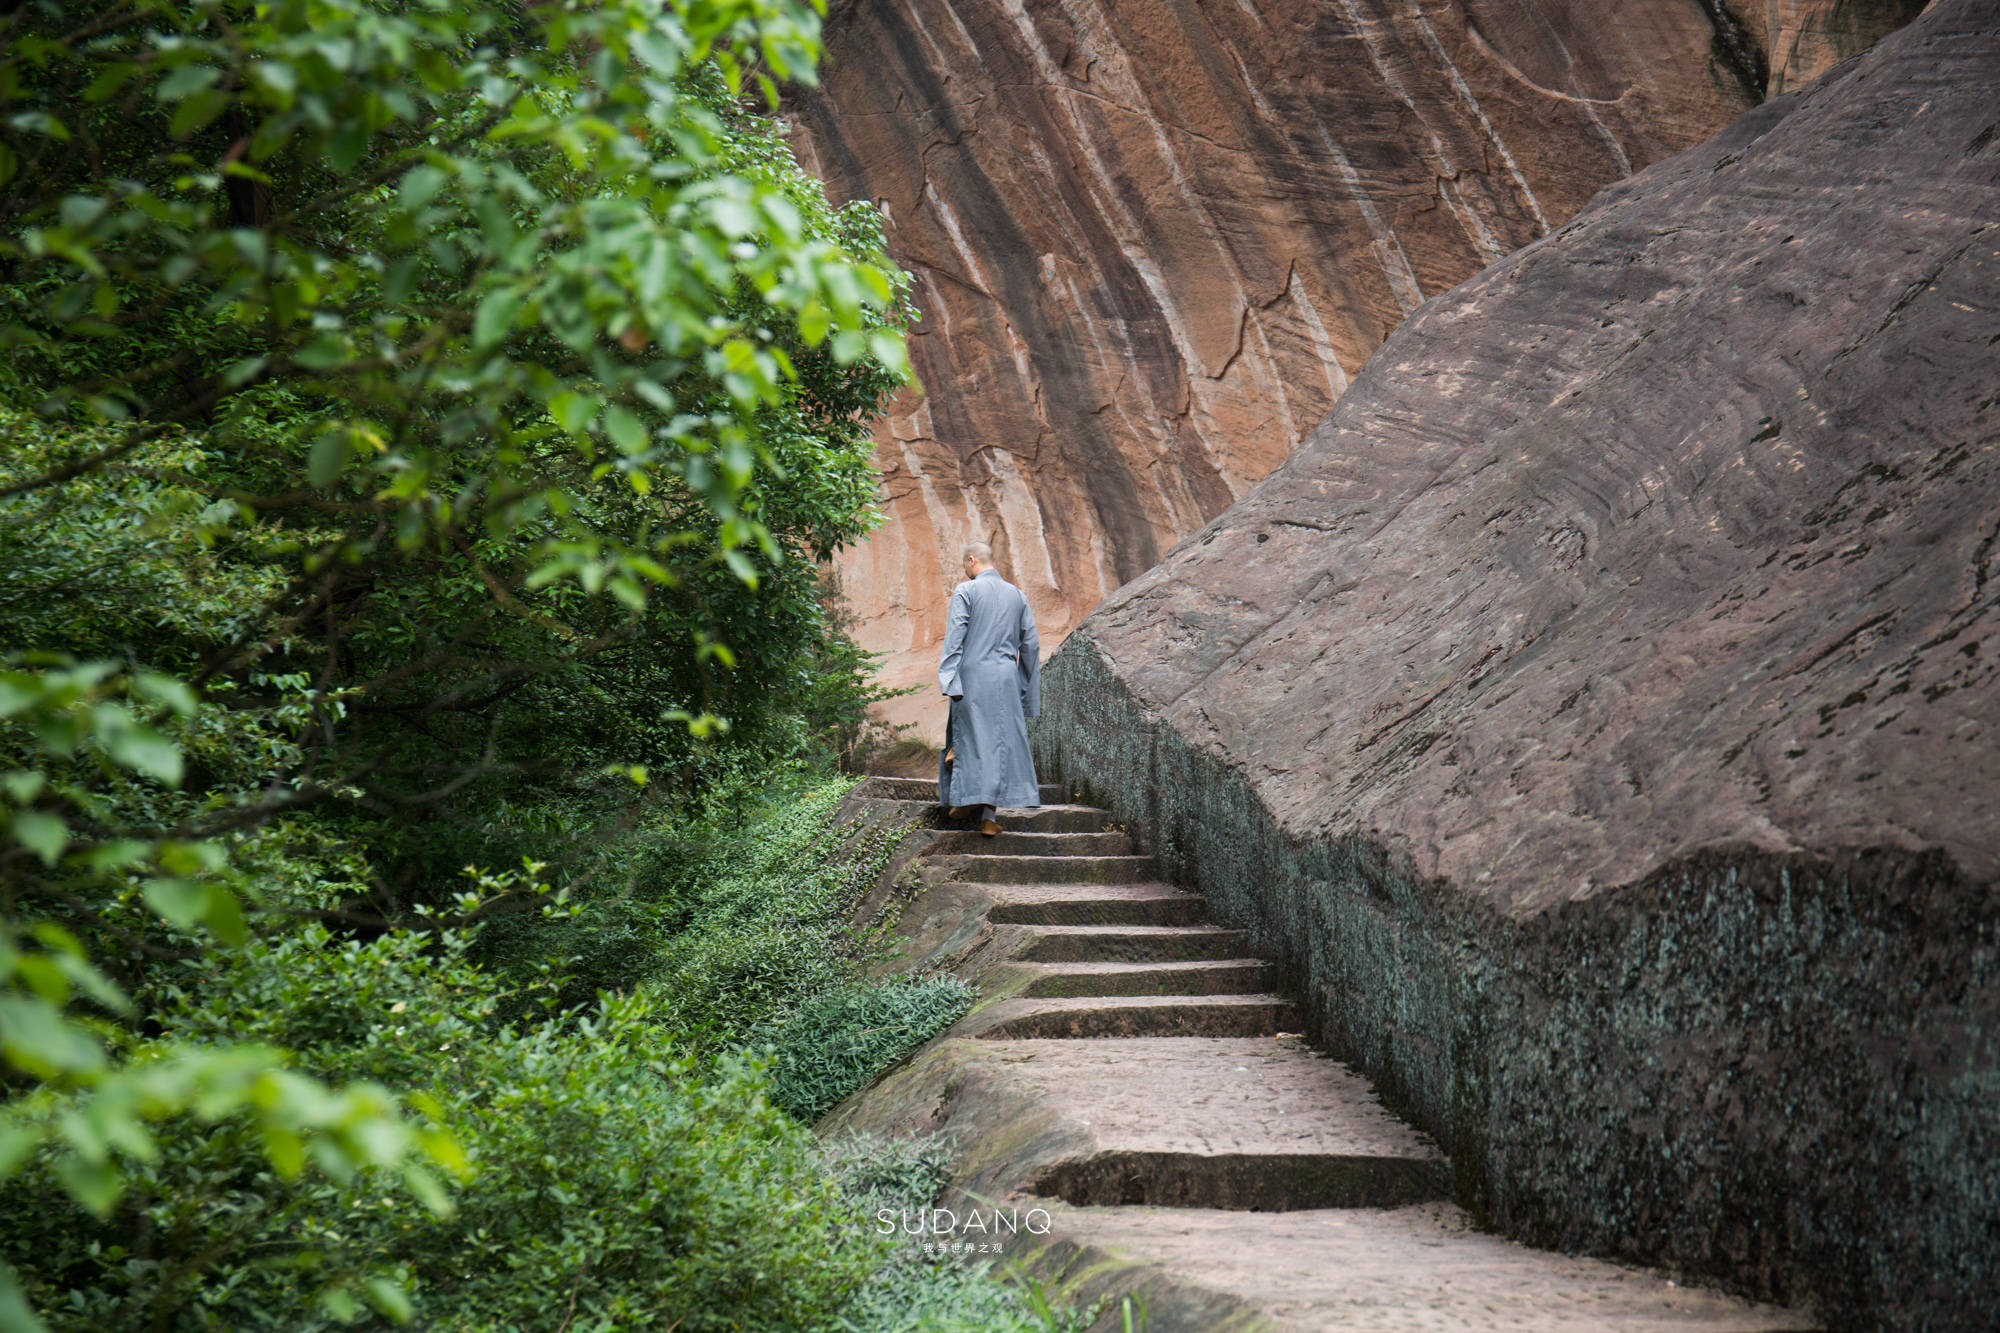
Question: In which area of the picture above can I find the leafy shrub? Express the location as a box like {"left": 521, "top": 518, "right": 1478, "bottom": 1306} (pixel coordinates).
{"left": 825, "top": 1132, "right": 957, "bottom": 1219}
{"left": 2, "top": 900, "right": 880, "bottom": 1331}
{"left": 468, "top": 773, "right": 884, "bottom": 1015}
{"left": 635, "top": 777, "right": 908, "bottom": 1044}
{"left": 390, "top": 1011, "right": 874, "bottom": 1333}
{"left": 823, "top": 1134, "right": 1115, "bottom": 1333}
{"left": 770, "top": 979, "right": 976, "bottom": 1122}
{"left": 478, "top": 775, "right": 972, "bottom": 1125}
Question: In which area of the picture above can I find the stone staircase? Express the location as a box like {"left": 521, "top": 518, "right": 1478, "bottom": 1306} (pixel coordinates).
{"left": 843, "top": 779, "right": 1820, "bottom": 1332}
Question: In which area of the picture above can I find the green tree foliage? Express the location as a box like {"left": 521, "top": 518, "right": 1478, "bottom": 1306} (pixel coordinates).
{"left": 0, "top": 0, "right": 938, "bottom": 1325}
{"left": 0, "top": 0, "right": 913, "bottom": 862}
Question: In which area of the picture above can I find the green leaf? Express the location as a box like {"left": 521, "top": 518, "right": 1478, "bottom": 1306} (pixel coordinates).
{"left": 51, "top": 953, "right": 132, "bottom": 1018}
{"left": 631, "top": 29, "right": 686, "bottom": 77}
{"left": 205, "top": 886, "right": 249, "bottom": 948}
{"left": 709, "top": 194, "right": 756, "bottom": 239}
{"left": 603, "top": 406, "right": 647, "bottom": 453}
{"left": 101, "top": 719, "right": 183, "bottom": 786}
{"left": 797, "top": 300, "right": 829, "bottom": 345}
{"left": 0, "top": 1264, "right": 49, "bottom": 1333}
{"left": 0, "top": 772, "right": 45, "bottom": 805}
{"left": 14, "top": 956, "right": 68, "bottom": 1004}
{"left": 328, "top": 118, "right": 369, "bottom": 173}
{"left": 134, "top": 673, "right": 198, "bottom": 717}
{"left": 292, "top": 336, "right": 348, "bottom": 371}
{"left": 10, "top": 812, "right": 68, "bottom": 867}
{"left": 382, "top": 256, "right": 421, "bottom": 306}
{"left": 28, "top": 924, "right": 80, "bottom": 957}
{"left": 0, "top": 1120, "right": 44, "bottom": 1178}
{"left": 309, "top": 432, "right": 351, "bottom": 486}
{"left": 169, "top": 89, "right": 230, "bottom": 138}
{"left": 322, "top": 1286, "right": 360, "bottom": 1323}
{"left": 399, "top": 164, "right": 448, "bottom": 212}
{"left": 249, "top": 60, "right": 298, "bottom": 101}
{"left": 549, "top": 390, "right": 600, "bottom": 436}
{"left": 473, "top": 287, "right": 523, "bottom": 348}
{"left": 143, "top": 879, "right": 209, "bottom": 930}
{"left": 831, "top": 328, "right": 867, "bottom": 364}
{"left": 78, "top": 839, "right": 148, "bottom": 871}
{"left": 155, "top": 65, "right": 221, "bottom": 102}
{"left": 223, "top": 355, "right": 269, "bottom": 387}
{"left": 363, "top": 1277, "right": 415, "bottom": 1324}
{"left": 401, "top": 1163, "right": 452, "bottom": 1217}
{"left": 722, "top": 549, "right": 760, "bottom": 589}
{"left": 0, "top": 675, "right": 46, "bottom": 719}
{"left": 54, "top": 1154, "right": 121, "bottom": 1218}
{"left": 33, "top": 714, "right": 80, "bottom": 759}
{"left": 263, "top": 1124, "right": 305, "bottom": 1179}
{"left": 82, "top": 63, "right": 140, "bottom": 104}
{"left": 156, "top": 840, "right": 225, "bottom": 877}
{"left": 0, "top": 995, "right": 105, "bottom": 1078}
{"left": 869, "top": 329, "right": 911, "bottom": 379}
{"left": 609, "top": 576, "right": 646, "bottom": 611}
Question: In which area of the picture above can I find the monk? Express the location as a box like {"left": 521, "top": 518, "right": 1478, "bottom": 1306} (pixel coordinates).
{"left": 937, "top": 541, "right": 1042, "bottom": 835}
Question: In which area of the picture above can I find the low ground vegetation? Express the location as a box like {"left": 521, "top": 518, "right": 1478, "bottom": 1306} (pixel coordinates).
{"left": 0, "top": 777, "right": 1067, "bottom": 1331}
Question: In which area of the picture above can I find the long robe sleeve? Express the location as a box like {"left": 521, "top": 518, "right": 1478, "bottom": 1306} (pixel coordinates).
{"left": 938, "top": 586, "right": 970, "bottom": 697}
{"left": 1018, "top": 595, "right": 1041, "bottom": 718}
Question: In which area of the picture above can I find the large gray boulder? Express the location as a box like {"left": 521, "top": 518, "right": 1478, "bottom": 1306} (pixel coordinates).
{"left": 1032, "top": 2, "right": 1999, "bottom": 1326}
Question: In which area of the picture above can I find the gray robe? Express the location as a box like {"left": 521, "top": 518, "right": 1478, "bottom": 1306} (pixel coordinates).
{"left": 937, "top": 569, "right": 1042, "bottom": 808}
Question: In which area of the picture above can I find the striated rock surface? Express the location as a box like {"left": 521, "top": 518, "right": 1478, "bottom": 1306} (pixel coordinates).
{"left": 789, "top": 0, "right": 1799, "bottom": 742}
{"left": 1717, "top": 0, "right": 1932, "bottom": 95}
{"left": 1031, "top": 1, "right": 1999, "bottom": 1326}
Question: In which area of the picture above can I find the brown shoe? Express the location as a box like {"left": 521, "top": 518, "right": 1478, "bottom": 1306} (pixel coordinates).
{"left": 947, "top": 805, "right": 976, "bottom": 820}
{"left": 981, "top": 818, "right": 1001, "bottom": 837}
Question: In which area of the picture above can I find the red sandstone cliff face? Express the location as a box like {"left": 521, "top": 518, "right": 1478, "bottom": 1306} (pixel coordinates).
{"left": 787, "top": 0, "right": 1909, "bottom": 744}
{"left": 1719, "top": 0, "right": 1931, "bottom": 94}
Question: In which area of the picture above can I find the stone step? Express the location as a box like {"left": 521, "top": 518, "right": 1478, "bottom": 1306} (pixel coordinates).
{"left": 1037, "top": 1201, "right": 1821, "bottom": 1331}
{"left": 1016, "top": 925, "right": 1252, "bottom": 963}
{"left": 1015, "top": 958, "right": 1277, "bottom": 998}
{"left": 925, "top": 829, "right": 1134, "bottom": 856}
{"left": 1034, "top": 1148, "right": 1447, "bottom": 1212}
{"left": 990, "top": 805, "right": 1119, "bottom": 833}
{"left": 985, "top": 1037, "right": 1448, "bottom": 1210}
{"left": 983, "top": 884, "right": 1207, "bottom": 927}
{"left": 951, "top": 853, "right": 1157, "bottom": 885}
{"left": 962, "top": 994, "right": 1302, "bottom": 1039}
{"left": 863, "top": 775, "right": 1069, "bottom": 804}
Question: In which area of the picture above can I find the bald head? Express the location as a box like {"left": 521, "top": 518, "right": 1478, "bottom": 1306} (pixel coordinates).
{"left": 961, "top": 541, "right": 997, "bottom": 581}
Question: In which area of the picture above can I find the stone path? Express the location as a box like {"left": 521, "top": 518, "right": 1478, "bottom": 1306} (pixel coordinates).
{"left": 841, "top": 779, "right": 1819, "bottom": 1332}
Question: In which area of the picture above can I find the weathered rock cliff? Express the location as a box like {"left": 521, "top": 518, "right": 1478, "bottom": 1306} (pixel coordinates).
{"left": 1717, "top": 0, "right": 1931, "bottom": 94}
{"left": 1032, "top": 0, "right": 1998, "bottom": 1325}
{"left": 788, "top": 0, "right": 1916, "bottom": 743}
